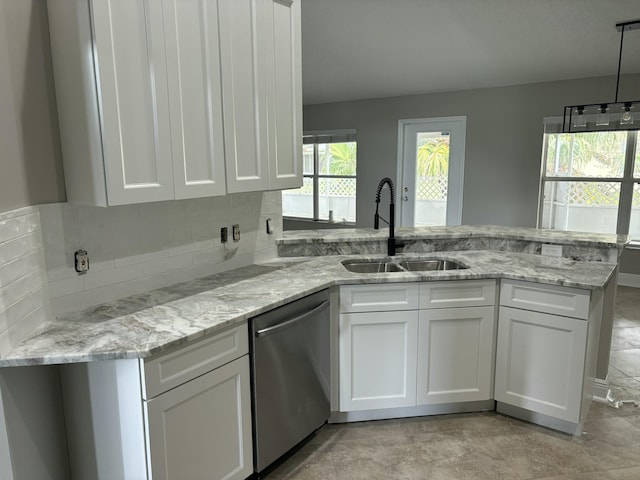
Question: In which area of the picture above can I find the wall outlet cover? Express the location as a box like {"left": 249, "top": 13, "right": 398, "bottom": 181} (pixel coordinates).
{"left": 75, "top": 249, "right": 90, "bottom": 273}
{"left": 541, "top": 244, "right": 563, "bottom": 257}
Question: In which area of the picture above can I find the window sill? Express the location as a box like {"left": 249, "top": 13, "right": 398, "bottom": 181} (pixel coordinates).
{"left": 283, "top": 216, "right": 355, "bottom": 227}
{"left": 625, "top": 241, "right": 640, "bottom": 250}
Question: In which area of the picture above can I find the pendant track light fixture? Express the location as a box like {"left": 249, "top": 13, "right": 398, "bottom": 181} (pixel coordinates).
{"left": 562, "top": 19, "right": 640, "bottom": 133}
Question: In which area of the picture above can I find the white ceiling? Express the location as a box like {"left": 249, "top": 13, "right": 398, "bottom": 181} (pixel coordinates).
{"left": 301, "top": 0, "right": 640, "bottom": 105}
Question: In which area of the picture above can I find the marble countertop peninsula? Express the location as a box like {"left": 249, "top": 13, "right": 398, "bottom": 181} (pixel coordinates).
{"left": 0, "top": 248, "right": 617, "bottom": 368}
{"left": 276, "top": 226, "right": 628, "bottom": 247}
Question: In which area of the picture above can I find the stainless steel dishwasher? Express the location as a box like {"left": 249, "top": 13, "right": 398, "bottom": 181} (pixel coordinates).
{"left": 250, "top": 289, "right": 330, "bottom": 474}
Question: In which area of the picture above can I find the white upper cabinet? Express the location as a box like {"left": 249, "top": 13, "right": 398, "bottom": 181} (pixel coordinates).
{"left": 162, "top": 0, "right": 227, "bottom": 199}
{"left": 48, "top": 0, "right": 302, "bottom": 206}
{"left": 263, "top": 0, "right": 303, "bottom": 190}
{"left": 219, "top": 0, "right": 302, "bottom": 193}
{"left": 218, "top": 0, "right": 269, "bottom": 193}
{"left": 90, "top": 0, "right": 175, "bottom": 205}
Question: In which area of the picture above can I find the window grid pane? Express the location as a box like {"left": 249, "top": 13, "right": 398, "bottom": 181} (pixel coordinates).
{"left": 281, "top": 177, "right": 313, "bottom": 219}
{"left": 541, "top": 181, "right": 620, "bottom": 234}
{"left": 317, "top": 142, "right": 357, "bottom": 176}
{"left": 635, "top": 136, "right": 640, "bottom": 179}
{"left": 628, "top": 183, "right": 640, "bottom": 240}
{"left": 317, "top": 178, "right": 356, "bottom": 223}
{"left": 544, "top": 132, "right": 627, "bottom": 178}
{"left": 302, "top": 145, "right": 314, "bottom": 175}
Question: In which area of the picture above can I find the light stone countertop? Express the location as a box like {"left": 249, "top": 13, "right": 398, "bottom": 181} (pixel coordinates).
{"left": 0, "top": 249, "right": 616, "bottom": 367}
{"left": 276, "top": 226, "right": 628, "bottom": 247}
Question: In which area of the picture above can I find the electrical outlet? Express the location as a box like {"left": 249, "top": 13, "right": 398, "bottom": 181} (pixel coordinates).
{"left": 232, "top": 224, "right": 240, "bottom": 242}
{"left": 75, "top": 249, "right": 90, "bottom": 273}
{"left": 221, "top": 227, "right": 228, "bottom": 243}
{"left": 541, "top": 244, "right": 563, "bottom": 257}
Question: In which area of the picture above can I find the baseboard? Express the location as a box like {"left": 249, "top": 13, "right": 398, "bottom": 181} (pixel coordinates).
{"left": 617, "top": 273, "right": 640, "bottom": 288}
{"left": 496, "top": 402, "right": 583, "bottom": 436}
{"left": 592, "top": 377, "right": 610, "bottom": 403}
{"left": 329, "top": 400, "right": 495, "bottom": 423}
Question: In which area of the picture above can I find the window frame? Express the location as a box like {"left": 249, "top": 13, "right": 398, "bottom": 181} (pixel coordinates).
{"left": 283, "top": 129, "right": 357, "bottom": 224}
{"left": 537, "top": 123, "right": 639, "bottom": 240}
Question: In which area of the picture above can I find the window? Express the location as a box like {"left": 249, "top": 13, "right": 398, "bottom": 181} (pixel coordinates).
{"left": 282, "top": 131, "right": 357, "bottom": 223}
{"left": 538, "top": 128, "right": 640, "bottom": 240}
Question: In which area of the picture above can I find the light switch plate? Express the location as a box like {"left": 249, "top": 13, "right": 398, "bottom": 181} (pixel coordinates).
{"left": 541, "top": 244, "right": 563, "bottom": 257}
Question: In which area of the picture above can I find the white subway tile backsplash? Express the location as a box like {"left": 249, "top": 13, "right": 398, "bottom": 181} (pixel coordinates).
{"left": 0, "top": 230, "right": 41, "bottom": 265}
{"left": 0, "top": 206, "right": 51, "bottom": 355}
{"left": 0, "top": 211, "right": 40, "bottom": 244}
{"left": 0, "top": 251, "right": 42, "bottom": 288}
{"left": 113, "top": 249, "right": 168, "bottom": 268}
{"left": 40, "top": 192, "right": 282, "bottom": 315}
{"left": 46, "top": 275, "right": 85, "bottom": 299}
{"left": 142, "top": 253, "right": 193, "bottom": 276}
{"left": 0, "top": 288, "right": 46, "bottom": 332}
{"left": 82, "top": 263, "right": 147, "bottom": 291}
{"left": 0, "top": 269, "right": 44, "bottom": 313}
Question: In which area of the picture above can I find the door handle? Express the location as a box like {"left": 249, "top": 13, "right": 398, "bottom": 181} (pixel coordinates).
{"left": 255, "top": 300, "right": 329, "bottom": 337}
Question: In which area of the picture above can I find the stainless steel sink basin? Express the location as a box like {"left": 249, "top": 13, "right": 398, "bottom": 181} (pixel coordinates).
{"left": 397, "top": 259, "right": 467, "bottom": 271}
{"left": 341, "top": 259, "right": 404, "bottom": 273}
{"left": 341, "top": 258, "right": 468, "bottom": 273}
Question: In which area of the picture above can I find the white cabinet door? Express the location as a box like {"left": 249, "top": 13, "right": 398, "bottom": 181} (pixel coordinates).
{"left": 340, "top": 311, "right": 418, "bottom": 411}
{"left": 147, "top": 356, "right": 253, "bottom": 480}
{"left": 162, "top": 0, "right": 227, "bottom": 199}
{"left": 417, "top": 306, "right": 495, "bottom": 405}
{"left": 495, "top": 306, "right": 587, "bottom": 423}
{"left": 262, "top": 0, "right": 302, "bottom": 190}
{"left": 90, "top": 0, "right": 174, "bottom": 205}
{"left": 218, "top": 0, "right": 269, "bottom": 193}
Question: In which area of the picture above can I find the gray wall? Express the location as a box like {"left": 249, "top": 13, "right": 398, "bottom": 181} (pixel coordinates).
{"left": 0, "top": 0, "right": 65, "bottom": 213}
{"left": 304, "top": 75, "right": 637, "bottom": 229}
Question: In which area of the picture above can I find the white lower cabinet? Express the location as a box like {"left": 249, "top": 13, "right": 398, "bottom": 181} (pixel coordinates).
{"left": 417, "top": 306, "right": 495, "bottom": 405}
{"left": 495, "top": 306, "right": 588, "bottom": 423}
{"left": 339, "top": 310, "right": 419, "bottom": 411}
{"left": 61, "top": 324, "right": 253, "bottom": 480}
{"left": 147, "top": 357, "right": 252, "bottom": 480}
{"left": 495, "top": 280, "right": 595, "bottom": 431}
{"left": 338, "top": 280, "right": 496, "bottom": 414}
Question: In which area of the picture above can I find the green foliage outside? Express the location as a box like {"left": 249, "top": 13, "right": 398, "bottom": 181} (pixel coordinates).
{"left": 545, "top": 132, "right": 629, "bottom": 206}
{"left": 324, "top": 143, "right": 357, "bottom": 175}
{"left": 417, "top": 137, "right": 449, "bottom": 177}
{"left": 545, "top": 132, "right": 626, "bottom": 177}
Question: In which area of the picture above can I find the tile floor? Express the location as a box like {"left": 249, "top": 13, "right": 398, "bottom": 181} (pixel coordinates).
{"left": 266, "top": 286, "right": 640, "bottom": 480}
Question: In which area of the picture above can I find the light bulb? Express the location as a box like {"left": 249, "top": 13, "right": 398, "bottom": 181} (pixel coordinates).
{"left": 573, "top": 107, "right": 586, "bottom": 128}
{"left": 621, "top": 103, "right": 634, "bottom": 125}
{"left": 596, "top": 104, "right": 609, "bottom": 126}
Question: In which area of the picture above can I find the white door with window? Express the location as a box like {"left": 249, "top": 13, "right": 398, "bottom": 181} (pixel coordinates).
{"left": 398, "top": 117, "right": 465, "bottom": 227}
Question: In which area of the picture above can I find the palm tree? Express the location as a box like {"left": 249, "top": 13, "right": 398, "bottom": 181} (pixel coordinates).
{"left": 417, "top": 138, "right": 449, "bottom": 176}
{"left": 326, "top": 143, "right": 357, "bottom": 175}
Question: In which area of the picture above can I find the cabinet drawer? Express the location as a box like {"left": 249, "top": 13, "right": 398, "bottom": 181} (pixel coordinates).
{"left": 500, "top": 280, "right": 590, "bottom": 320}
{"left": 419, "top": 280, "right": 496, "bottom": 309}
{"left": 143, "top": 324, "right": 248, "bottom": 399}
{"left": 340, "top": 283, "right": 419, "bottom": 313}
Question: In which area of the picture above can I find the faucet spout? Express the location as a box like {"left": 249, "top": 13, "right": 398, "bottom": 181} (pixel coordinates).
{"left": 374, "top": 177, "right": 398, "bottom": 256}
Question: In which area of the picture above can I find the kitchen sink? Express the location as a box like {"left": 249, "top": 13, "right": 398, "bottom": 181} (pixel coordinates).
{"left": 397, "top": 259, "right": 467, "bottom": 271}
{"left": 341, "top": 259, "right": 405, "bottom": 273}
{"left": 341, "top": 258, "right": 468, "bottom": 273}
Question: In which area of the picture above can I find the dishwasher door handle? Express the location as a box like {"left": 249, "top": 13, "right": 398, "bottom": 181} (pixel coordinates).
{"left": 255, "top": 300, "right": 330, "bottom": 338}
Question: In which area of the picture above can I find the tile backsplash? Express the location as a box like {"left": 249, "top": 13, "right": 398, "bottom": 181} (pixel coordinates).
{"left": 40, "top": 191, "right": 283, "bottom": 315}
{"left": 0, "top": 206, "right": 52, "bottom": 356}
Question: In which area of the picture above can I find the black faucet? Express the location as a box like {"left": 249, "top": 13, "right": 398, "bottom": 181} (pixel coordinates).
{"left": 374, "top": 177, "right": 399, "bottom": 256}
